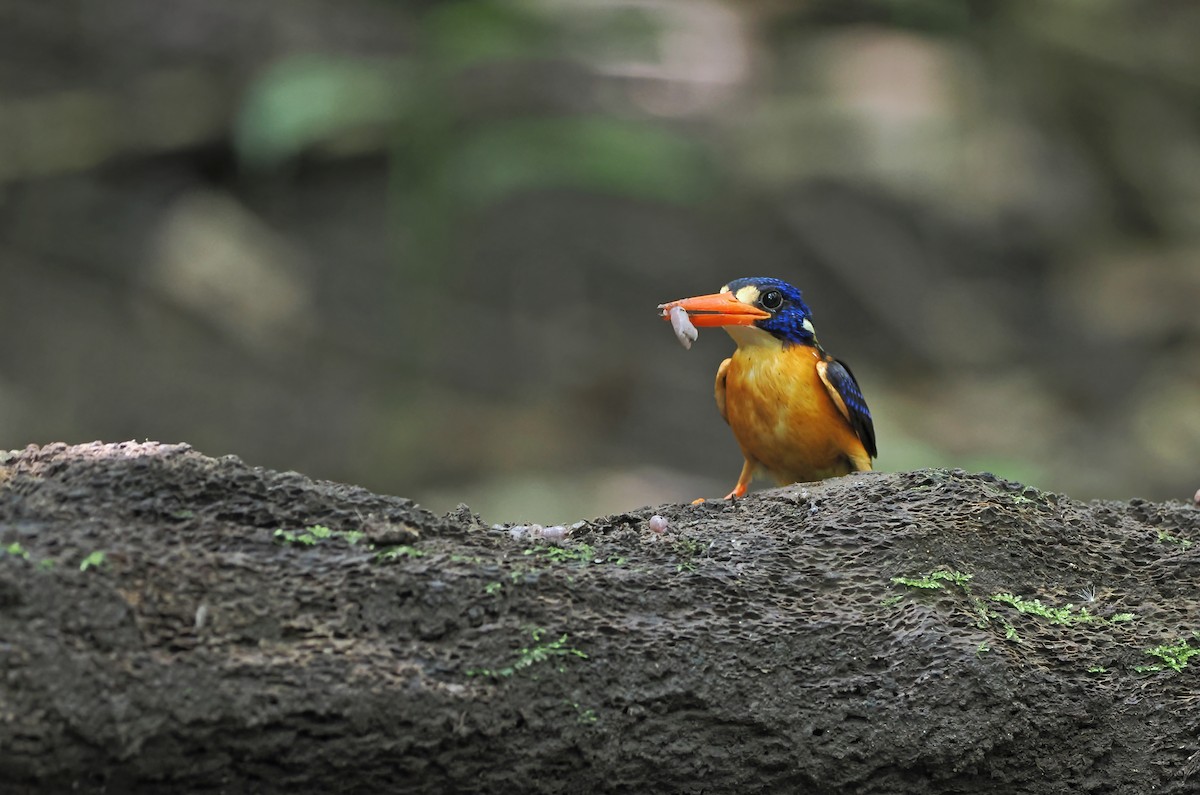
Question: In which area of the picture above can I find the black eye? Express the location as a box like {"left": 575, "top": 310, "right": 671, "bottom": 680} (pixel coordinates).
{"left": 760, "top": 290, "right": 783, "bottom": 311}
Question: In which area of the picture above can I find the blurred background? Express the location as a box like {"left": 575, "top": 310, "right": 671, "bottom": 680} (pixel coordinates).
{"left": 2, "top": 0, "right": 1198, "bottom": 523}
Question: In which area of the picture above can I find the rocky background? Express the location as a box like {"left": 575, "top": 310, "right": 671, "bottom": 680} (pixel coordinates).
{"left": 1, "top": 1, "right": 1199, "bottom": 522}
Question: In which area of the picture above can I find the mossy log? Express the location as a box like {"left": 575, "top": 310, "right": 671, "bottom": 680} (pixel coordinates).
{"left": 2, "top": 442, "right": 1198, "bottom": 794}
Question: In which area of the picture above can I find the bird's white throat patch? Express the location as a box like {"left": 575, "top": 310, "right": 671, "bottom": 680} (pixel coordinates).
{"left": 724, "top": 324, "right": 783, "bottom": 350}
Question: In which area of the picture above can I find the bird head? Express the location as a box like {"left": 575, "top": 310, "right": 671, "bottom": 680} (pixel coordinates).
{"left": 659, "top": 276, "right": 816, "bottom": 347}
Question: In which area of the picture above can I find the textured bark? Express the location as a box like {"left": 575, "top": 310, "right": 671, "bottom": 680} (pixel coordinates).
{"left": 1, "top": 442, "right": 1198, "bottom": 794}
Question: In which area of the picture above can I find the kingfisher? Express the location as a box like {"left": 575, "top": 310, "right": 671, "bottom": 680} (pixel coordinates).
{"left": 659, "top": 276, "right": 876, "bottom": 499}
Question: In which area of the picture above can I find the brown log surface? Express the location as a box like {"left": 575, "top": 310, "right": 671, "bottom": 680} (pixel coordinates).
{"left": 1, "top": 442, "right": 1198, "bottom": 794}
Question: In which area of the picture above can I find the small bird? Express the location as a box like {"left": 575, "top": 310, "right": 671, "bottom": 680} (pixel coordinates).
{"left": 659, "top": 277, "right": 876, "bottom": 499}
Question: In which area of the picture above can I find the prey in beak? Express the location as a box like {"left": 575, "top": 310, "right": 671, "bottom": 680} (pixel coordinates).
{"left": 658, "top": 291, "right": 772, "bottom": 349}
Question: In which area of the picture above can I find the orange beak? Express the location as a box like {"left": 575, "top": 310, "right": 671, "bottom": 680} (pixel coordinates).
{"left": 658, "top": 292, "right": 771, "bottom": 327}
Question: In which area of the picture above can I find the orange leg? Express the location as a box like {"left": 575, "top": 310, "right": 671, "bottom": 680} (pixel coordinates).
{"left": 692, "top": 457, "right": 756, "bottom": 504}
{"left": 723, "top": 457, "right": 756, "bottom": 500}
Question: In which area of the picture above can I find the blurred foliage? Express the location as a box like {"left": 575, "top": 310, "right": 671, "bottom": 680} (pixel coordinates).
{"left": 232, "top": 0, "right": 717, "bottom": 332}
{"left": 423, "top": 2, "right": 558, "bottom": 70}
{"left": 235, "top": 56, "right": 411, "bottom": 166}
{"left": 437, "top": 118, "right": 714, "bottom": 208}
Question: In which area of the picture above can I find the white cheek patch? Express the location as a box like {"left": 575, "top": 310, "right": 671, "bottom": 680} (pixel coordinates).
{"left": 734, "top": 286, "right": 760, "bottom": 305}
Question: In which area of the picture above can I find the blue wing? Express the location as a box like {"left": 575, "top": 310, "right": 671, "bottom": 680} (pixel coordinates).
{"left": 817, "top": 358, "right": 877, "bottom": 459}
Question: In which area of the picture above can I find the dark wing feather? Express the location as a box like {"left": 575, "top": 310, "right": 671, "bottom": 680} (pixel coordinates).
{"left": 818, "top": 358, "right": 877, "bottom": 459}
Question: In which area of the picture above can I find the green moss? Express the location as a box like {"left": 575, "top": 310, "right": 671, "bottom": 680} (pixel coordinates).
{"left": 375, "top": 545, "right": 426, "bottom": 561}
{"left": 990, "top": 593, "right": 1100, "bottom": 626}
{"left": 671, "top": 538, "right": 704, "bottom": 572}
{"left": 1135, "top": 636, "right": 1200, "bottom": 673}
{"left": 79, "top": 551, "right": 106, "bottom": 571}
{"left": 1155, "top": 529, "right": 1193, "bottom": 550}
{"left": 891, "top": 569, "right": 972, "bottom": 589}
{"left": 523, "top": 543, "right": 624, "bottom": 567}
{"left": 890, "top": 568, "right": 1135, "bottom": 651}
{"left": 466, "top": 628, "right": 587, "bottom": 678}
{"left": 274, "top": 524, "right": 366, "bottom": 546}
{"left": 569, "top": 702, "right": 599, "bottom": 724}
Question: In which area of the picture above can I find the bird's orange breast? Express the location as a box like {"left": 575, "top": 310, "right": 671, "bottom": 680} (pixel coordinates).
{"left": 723, "top": 343, "right": 869, "bottom": 483}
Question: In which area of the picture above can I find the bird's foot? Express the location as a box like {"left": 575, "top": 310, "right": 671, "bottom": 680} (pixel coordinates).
{"left": 691, "top": 481, "right": 749, "bottom": 504}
